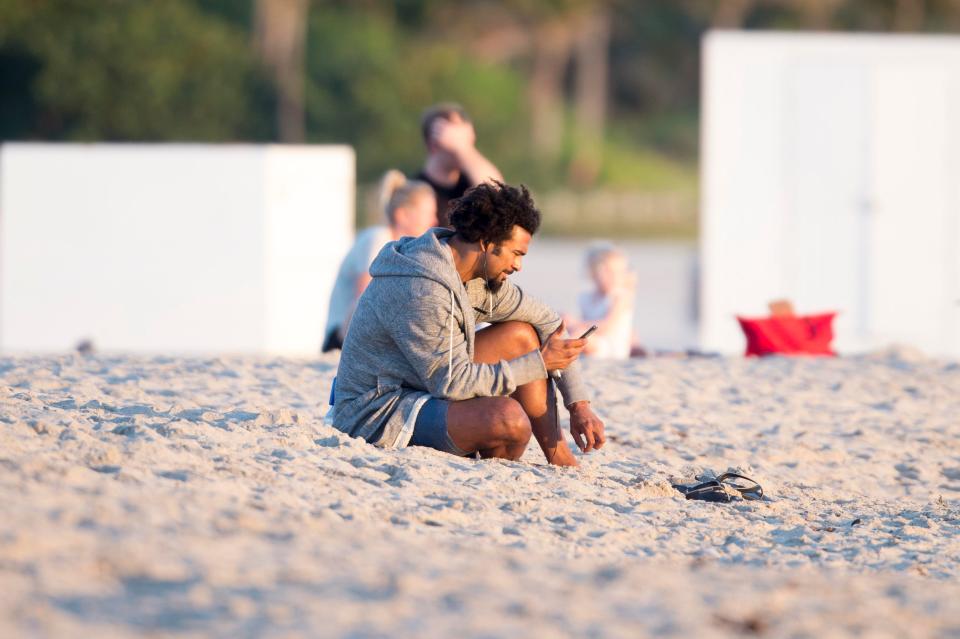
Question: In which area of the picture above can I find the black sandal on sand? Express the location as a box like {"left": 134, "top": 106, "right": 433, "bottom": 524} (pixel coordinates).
{"left": 672, "top": 472, "right": 764, "bottom": 503}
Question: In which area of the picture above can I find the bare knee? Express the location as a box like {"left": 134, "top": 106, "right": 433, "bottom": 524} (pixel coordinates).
{"left": 474, "top": 321, "right": 543, "bottom": 365}
{"left": 503, "top": 321, "right": 540, "bottom": 354}
{"left": 492, "top": 398, "right": 532, "bottom": 445}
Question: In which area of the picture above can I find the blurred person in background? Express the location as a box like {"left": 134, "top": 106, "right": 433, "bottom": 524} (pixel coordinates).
{"left": 322, "top": 170, "right": 438, "bottom": 352}
{"left": 416, "top": 102, "right": 503, "bottom": 226}
{"left": 566, "top": 242, "right": 642, "bottom": 360}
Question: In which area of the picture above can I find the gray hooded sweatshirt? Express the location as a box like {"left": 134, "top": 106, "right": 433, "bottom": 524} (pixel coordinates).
{"left": 328, "top": 227, "right": 589, "bottom": 448}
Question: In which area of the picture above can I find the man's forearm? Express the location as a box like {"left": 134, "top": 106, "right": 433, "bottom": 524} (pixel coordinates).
{"left": 455, "top": 147, "right": 503, "bottom": 185}
{"left": 556, "top": 358, "right": 590, "bottom": 407}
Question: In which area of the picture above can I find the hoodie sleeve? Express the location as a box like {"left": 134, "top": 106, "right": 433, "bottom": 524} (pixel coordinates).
{"left": 377, "top": 278, "right": 547, "bottom": 401}
{"left": 483, "top": 281, "right": 591, "bottom": 407}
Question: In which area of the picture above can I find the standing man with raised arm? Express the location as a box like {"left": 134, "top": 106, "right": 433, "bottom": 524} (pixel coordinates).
{"left": 328, "top": 181, "right": 605, "bottom": 466}
{"left": 416, "top": 102, "right": 504, "bottom": 227}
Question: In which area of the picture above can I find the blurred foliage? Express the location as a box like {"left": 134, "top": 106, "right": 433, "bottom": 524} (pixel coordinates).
{"left": 304, "top": 6, "right": 529, "bottom": 183}
{"left": 1, "top": 0, "right": 958, "bottom": 235}
{"left": 0, "top": 0, "right": 273, "bottom": 140}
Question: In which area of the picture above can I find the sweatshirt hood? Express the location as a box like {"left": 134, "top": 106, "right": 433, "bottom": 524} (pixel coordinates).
{"left": 369, "top": 227, "right": 470, "bottom": 399}
{"left": 369, "top": 227, "right": 464, "bottom": 293}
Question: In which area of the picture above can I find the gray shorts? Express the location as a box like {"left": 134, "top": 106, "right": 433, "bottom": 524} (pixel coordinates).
{"left": 409, "top": 398, "right": 470, "bottom": 457}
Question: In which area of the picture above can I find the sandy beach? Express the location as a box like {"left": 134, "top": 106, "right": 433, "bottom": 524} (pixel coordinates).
{"left": 2, "top": 350, "right": 959, "bottom": 637}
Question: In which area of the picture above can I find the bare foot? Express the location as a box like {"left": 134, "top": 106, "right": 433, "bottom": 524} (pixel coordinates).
{"left": 546, "top": 443, "right": 579, "bottom": 467}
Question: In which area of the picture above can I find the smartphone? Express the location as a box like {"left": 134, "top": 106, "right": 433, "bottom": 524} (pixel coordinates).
{"left": 550, "top": 325, "right": 598, "bottom": 380}
{"left": 579, "top": 325, "right": 598, "bottom": 339}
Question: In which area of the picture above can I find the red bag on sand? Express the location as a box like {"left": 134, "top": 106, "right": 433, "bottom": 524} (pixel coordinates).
{"left": 736, "top": 312, "right": 837, "bottom": 357}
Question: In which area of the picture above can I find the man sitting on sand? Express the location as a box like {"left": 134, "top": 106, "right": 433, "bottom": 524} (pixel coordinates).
{"left": 328, "top": 181, "right": 605, "bottom": 466}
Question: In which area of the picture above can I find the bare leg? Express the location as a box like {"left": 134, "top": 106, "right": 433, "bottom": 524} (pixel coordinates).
{"left": 473, "top": 322, "right": 578, "bottom": 466}
{"left": 445, "top": 396, "right": 531, "bottom": 461}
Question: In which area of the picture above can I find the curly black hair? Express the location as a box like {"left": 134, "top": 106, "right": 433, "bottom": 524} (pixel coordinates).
{"left": 449, "top": 181, "right": 541, "bottom": 245}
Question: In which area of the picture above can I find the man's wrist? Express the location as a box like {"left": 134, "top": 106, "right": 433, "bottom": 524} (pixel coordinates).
{"left": 568, "top": 400, "right": 591, "bottom": 412}
{"left": 452, "top": 144, "right": 481, "bottom": 165}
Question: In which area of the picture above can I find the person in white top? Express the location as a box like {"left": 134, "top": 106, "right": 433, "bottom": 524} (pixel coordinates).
{"left": 567, "top": 242, "right": 639, "bottom": 360}
{"left": 322, "top": 170, "right": 438, "bottom": 352}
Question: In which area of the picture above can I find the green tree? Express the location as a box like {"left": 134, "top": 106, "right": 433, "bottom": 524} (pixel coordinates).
{"left": 304, "top": 6, "right": 527, "bottom": 184}
{"left": 0, "top": 0, "right": 272, "bottom": 141}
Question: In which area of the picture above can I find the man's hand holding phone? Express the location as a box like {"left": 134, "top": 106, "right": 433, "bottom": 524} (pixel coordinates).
{"left": 541, "top": 322, "right": 595, "bottom": 375}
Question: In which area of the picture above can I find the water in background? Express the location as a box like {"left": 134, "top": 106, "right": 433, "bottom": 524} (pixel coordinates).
{"left": 512, "top": 238, "right": 699, "bottom": 352}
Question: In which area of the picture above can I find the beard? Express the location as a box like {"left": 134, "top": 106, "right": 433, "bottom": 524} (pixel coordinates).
{"left": 480, "top": 249, "right": 506, "bottom": 294}
{"left": 485, "top": 275, "right": 505, "bottom": 294}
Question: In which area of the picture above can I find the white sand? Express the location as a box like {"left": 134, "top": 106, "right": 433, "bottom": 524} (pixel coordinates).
{"left": 2, "top": 350, "right": 959, "bottom": 637}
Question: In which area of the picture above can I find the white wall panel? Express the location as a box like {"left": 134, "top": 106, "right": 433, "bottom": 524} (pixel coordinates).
{"left": 701, "top": 33, "right": 960, "bottom": 357}
{"left": 0, "top": 143, "right": 354, "bottom": 354}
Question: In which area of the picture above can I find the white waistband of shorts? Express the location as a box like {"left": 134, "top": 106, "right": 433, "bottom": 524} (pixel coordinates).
{"left": 395, "top": 392, "right": 431, "bottom": 448}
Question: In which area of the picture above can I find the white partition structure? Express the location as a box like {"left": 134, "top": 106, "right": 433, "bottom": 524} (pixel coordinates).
{"left": 0, "top": 144, "right": 354, "bottom": 355}
{"left": 701, "top": 32, "right": 960, "bottom": 357}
